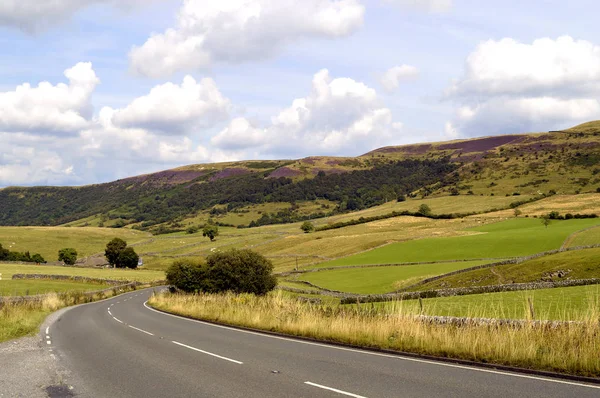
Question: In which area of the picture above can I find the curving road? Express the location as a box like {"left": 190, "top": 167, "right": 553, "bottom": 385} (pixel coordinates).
{"left": 49, "top": 289, "right": 600, "bottom": 398}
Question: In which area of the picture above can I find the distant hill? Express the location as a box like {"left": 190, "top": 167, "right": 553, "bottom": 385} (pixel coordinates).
{"left": 1, "top": 122, "right": 599, "bottom": 230}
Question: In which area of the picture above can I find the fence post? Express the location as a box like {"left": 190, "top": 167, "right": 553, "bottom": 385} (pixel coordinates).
{"left": 527, "top": 297, "right": 535, "bottom": 319}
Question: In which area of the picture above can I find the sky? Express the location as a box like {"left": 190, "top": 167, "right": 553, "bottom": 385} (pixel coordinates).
{"left": 1, "top": 0, "right": 600, "bottom": 187}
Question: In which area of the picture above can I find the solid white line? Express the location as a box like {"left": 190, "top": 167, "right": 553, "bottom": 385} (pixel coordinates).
{"left": 305, "top": 382, "right": 367, "bottom": 398}
{"left": 171, "top": 341, "right": 243, "bottom": 364}
{"left": 112, "top": 316, "right": 123, "bottom": 324}
{"left": 128, "top": 325, "right": 154, "bottom": 336}
{"left": 143, "top": 301, "right": 600, "bottom": 390}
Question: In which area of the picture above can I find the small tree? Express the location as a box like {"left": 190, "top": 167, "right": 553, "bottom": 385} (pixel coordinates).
{"left": 202, "top": 225, "right": 219, "bottom": 242}
{"left": 301, "top": 221, "right": 315, "bottom": 233}
{"left": 31, "top": 253, "right": 46, "bottom": 264}
{"left": 418, "top": 204, "right": 432, "bottom": 217}
{"left": 58, "top": 248, "right": 78, "bottom": 265}
{"left": 105, "top": 238, "right": 127, "bottom": 267}
{"left": 118, "top": 247, "right": 139, "bottom": 269}
{"left": 186, "top": 225, "right": 199, "bottom": 234}
{"left": 541, "top": 215, "right": 551, "bottom": 228}
{"left": 513, "top": 209, "right": 522, "bottom": 218}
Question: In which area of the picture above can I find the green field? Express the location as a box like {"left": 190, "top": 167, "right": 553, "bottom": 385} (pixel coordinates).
{"left": 319, "top": 218, "right": 600, "bottom": 267}
{"left": 0, "top": 263, "right": 164, "bottom": 282}
{"left": 567, "top": 225, "right": 600, "bottom": 248}
{"left": 0, "top": 280, "right": 110, "bottom": 296}
{"left": 298, "top": 260, "right": 492, "bottom": 294}
{"left": 0, "top": 227, "right": 150, "bottom": 261}
{"left": 411, "top": 247, "right": 600, "bottom": 291}
{"left": 388, "top": 284, "right": 600, "bottom": 321}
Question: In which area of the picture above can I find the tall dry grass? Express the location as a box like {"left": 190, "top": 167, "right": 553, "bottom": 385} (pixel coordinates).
{"left": 149, "top": 291, "right": 600, "bottom": 377}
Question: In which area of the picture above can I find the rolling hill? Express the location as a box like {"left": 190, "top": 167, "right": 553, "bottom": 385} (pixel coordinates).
{"left": 1, "top": 122, "right": 599, "bottom": 231}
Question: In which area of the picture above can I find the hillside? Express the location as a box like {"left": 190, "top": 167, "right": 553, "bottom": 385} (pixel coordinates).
{"left": 1, "top": 122, "right": 599, "bottom": 230}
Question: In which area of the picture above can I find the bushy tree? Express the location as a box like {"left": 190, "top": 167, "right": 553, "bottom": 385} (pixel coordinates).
{"left": 205, "top": 249, "right": 276, "bottom": 295}
{"left": 0, "top": 244, "right": 9, "bottom": 261}
{"left": 118, "top": 247, "right": 139, "bottom": 269}
{"left": 418, "top": 204, "right": 432, "bottom": 216}
{"left": 58, "top": 248, "right": 78, "bottom": 265}
{"left": 300, "top": 221, "right": 315, "bottom": 233}
{"left": 186, "top": 225, "right": 199, "bottom": 234}
{"left": 541, "top": 215, "right": 551, "bottom": 228}
{"left": 166, "top": 259, "right": 208, "bottom": 293}
{"left": 166, "top": 249, "right": 276, "bottom": 295}
{"left": 31, "top": 254, "right": 46, "bottom": 264}
{"left": 202, "top": 225, "right": 219, "bottom": 241}
{"left": 105, "top": 238, "right": 127, "bottom": 267}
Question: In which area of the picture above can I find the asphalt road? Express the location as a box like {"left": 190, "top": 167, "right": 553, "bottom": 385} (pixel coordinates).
{"left": 50, "top": 289, "right": 600, "bottom": 398}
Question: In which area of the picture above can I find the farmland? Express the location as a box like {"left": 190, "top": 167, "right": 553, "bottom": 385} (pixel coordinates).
{"left": 0, "top": 263, "right": 165, "bottom": 283}
{"left": 0, "top": 280, "right": 110, "bottom": 296}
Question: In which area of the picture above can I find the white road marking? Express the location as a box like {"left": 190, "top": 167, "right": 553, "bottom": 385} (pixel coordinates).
{"left": 305, "top": 382, "right": 367, "bottom": 398}
{"left": 143, "top": 301, "right": 600, "bottom": 390}
{"left": 45, "top": 327, "right": 49, "bottom": 334}
{"left": 108, "top": 309, "right": 112, "bottom": 316}
{"left": 46, "top": 341, "right": 51, "bottom": 345}
{"left": 112, "top": 316, "right": 123, "bottom": 324}
{"left": 46, "top": 336, "right": 50, "bottom": 340}
{"left": 171, "top": 341, "right": 243, "bottom": 364}
{"left": 128, "top": 325, "right": 154, "bottom": 336}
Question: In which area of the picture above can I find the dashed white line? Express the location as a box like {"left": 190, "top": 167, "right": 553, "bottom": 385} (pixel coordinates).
{"left": 305, "top": 382, "right": 367, "bottom": 398}
{"left": 143, "top": 301, "right": 600, "bottom": 390}
{"left": 46, "top": 341, "right": 51, "bottom": 345}
{"left": 128, "top": 325, "right": 154, "bottom": 336}
{"left": 171, "top": 341, "right": 243, "bottom": 364}
{"left": 45, "top": 327, "right": 49, "bottom": 334}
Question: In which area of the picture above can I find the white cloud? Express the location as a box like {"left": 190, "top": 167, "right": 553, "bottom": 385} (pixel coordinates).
{"left": 448, "top": 36, "right": 600, "bottom": 98}
{"left": 213, "top": 69, "right": 402, "bottom": 156}
{"left": 446, "top": 36, "right": 600, "bottom": 137}
{"left": 0, "top": 0, "right": 160, "bottom": 32}
{"left": 382, "top": 0, "right": 452, "bottom": 12}
{"left": 129, "top": 0, "right": 365, "bottom": 77}
{"left": 379, "top": 65, "right": 419, "bottom": 92}
{"left": 0, "top": 62, "right": 99, "bottom": 135}
{"left": 111, "top": 76, "right": 230, "bottom": 135}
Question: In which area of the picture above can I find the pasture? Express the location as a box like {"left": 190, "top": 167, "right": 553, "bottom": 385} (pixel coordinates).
{"left": 318, "top": 218, "right": 600, "bottom": 267}
{"left": 0, "top": 263, "right": 164, "bottom": 283}
{"left": 390, "top": 284, "right": 600, "bottom": 321}
{"left": 0, "top": 280, "right": 110, "bottom": 296}
{"left": 297, "top": 260, "right": 492, "bottom": 294}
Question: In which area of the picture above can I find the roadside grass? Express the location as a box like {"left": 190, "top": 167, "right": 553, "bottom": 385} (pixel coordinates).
{"left": 0, "top": 285, "right": 141, "bottom": 343}
{"left": 149, "top": 291, "right": 600, "bottom": 377}
{"left": 0, "top": 280, "right": 110, "bottom": 296}
{"left": 297, "top": 260, "right": 492, "bottom": 294}
{"left": 411, "top": 247, "right": 600, "bottom": 291}
{"left": 318, "top": 218, "right": 600, "bottom": 267}
{"left": 384, "top": 284, "right": 600, "bottom": 321}
{"left": 0, "top": 227, "right": 151, "bottom": 261}
{"left": 0, "top": 263, "right": 164, "bottom": 282}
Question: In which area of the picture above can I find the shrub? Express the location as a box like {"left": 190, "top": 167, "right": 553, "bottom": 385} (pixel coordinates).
{"left": 300, "top": 221, "right": 315, "bottom": 233}
{"left": 186, "top": 225, "right": 199, "bottom": 234}
{"left": 205, "top": 249, "right": 276, "bottom": 295}
{"left": 418, "top": 204, "right": 432, "bottom": 216}
{"left": 58, "top": 248, "right": 78, "bottom": 265}
{"left": 166, "top": 259, "right": 208, "bottom": 293}
{"left": 202, "top": 225, "right": 219, "bottom": 241}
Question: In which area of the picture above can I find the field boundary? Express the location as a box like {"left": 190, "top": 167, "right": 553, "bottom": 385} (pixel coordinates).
{"left": 11, "top": 274, "right": 132, "bottom": 285}
{"left": 0, "top": 282, "right": 140, "bottom": 304}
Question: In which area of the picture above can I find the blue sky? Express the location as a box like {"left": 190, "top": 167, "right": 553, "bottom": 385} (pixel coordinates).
{"left": 1, "top": 0, "right": 599, "bottom": 187}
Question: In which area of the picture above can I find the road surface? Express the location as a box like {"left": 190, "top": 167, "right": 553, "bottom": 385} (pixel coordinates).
{"left": 49, "top": 289, "right": 600, "bottom": 397}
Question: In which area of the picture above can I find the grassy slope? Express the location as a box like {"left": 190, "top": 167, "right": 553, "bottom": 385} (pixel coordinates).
{"left": 297, "top": 260, "right": 492, "bottom": 294}
{"left": 0, "top": 263, "right": 164, "bottom": 282}
{"left": 411, "top": 247, "right": 600, "bottom": 291}
{"left": 0, "top": 227, "right": 150, "bottom": 261}
{"left": 394, "top": 284, "right": 600, "bottom": 321}
{"left": 319, "top": 218, "right": 600, "bottom": 267}
{"left": 568, "top": 225, "right": 600, "bottom": 247}
{"left": 0, "top": 280, "right": 110, "bottom": 296}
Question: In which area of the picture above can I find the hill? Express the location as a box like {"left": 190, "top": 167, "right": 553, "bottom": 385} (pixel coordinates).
{"left": 1, "top": 122, "right": 599, "bottom": 230}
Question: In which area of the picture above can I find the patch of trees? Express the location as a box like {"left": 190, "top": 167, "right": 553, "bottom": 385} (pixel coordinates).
{"left": 104, "top": 238, "right": 139, "bottom": 269}
{"left": 58, "top": 248, "right": 78, "bottom": 265}
{"left": 546, "top": 211, "right": 598, "bottom": 220}
{"left": 166, "top": 249, "right": 276, "bottom": 295}
{"left": 0, "top": 243, "right": 45, "bottom": 263}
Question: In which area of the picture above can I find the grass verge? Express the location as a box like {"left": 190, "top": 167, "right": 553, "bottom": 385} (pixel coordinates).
{"left": 149, "top": 291, "right": 600, "bottom": 377}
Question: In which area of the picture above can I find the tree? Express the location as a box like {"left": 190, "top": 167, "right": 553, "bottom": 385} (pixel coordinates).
{"left": 58, "top": 248, "right": 78, "bottom": 265}
{"left": 418, "top": 204, "right": 432, "bottom": 217}
{"left": 513, "top": 209, "right": 522, "bottom": 218}
{"left": 118, "top": 247, "right": 139, "bottom": 269}
{"left": 202, "top": 225, "right": 219, "bottom": 241}
{"left": 31, "top": 254, "right": 46, "bottom": 264}
{"left": 166, "top": 259, "right": 207, "bottom": 293}
{"left": 205, "top": 249, "right": 276, "bottom": 295}
{"left": 105, "top": 238, "right": 127, "bottom": 267}
{"left": 541, "top": 215, "right": 551, "bottom": 228}
{"left": 300, "top": 221, "right": 315, "bottom": 233}
{"left": 0, "top": 244, "right": 9, "bottom": 261}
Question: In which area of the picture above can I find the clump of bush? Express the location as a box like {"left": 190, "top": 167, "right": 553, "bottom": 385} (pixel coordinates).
{"left": 166, "top": 249, "right": 276, "bottom": 295}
